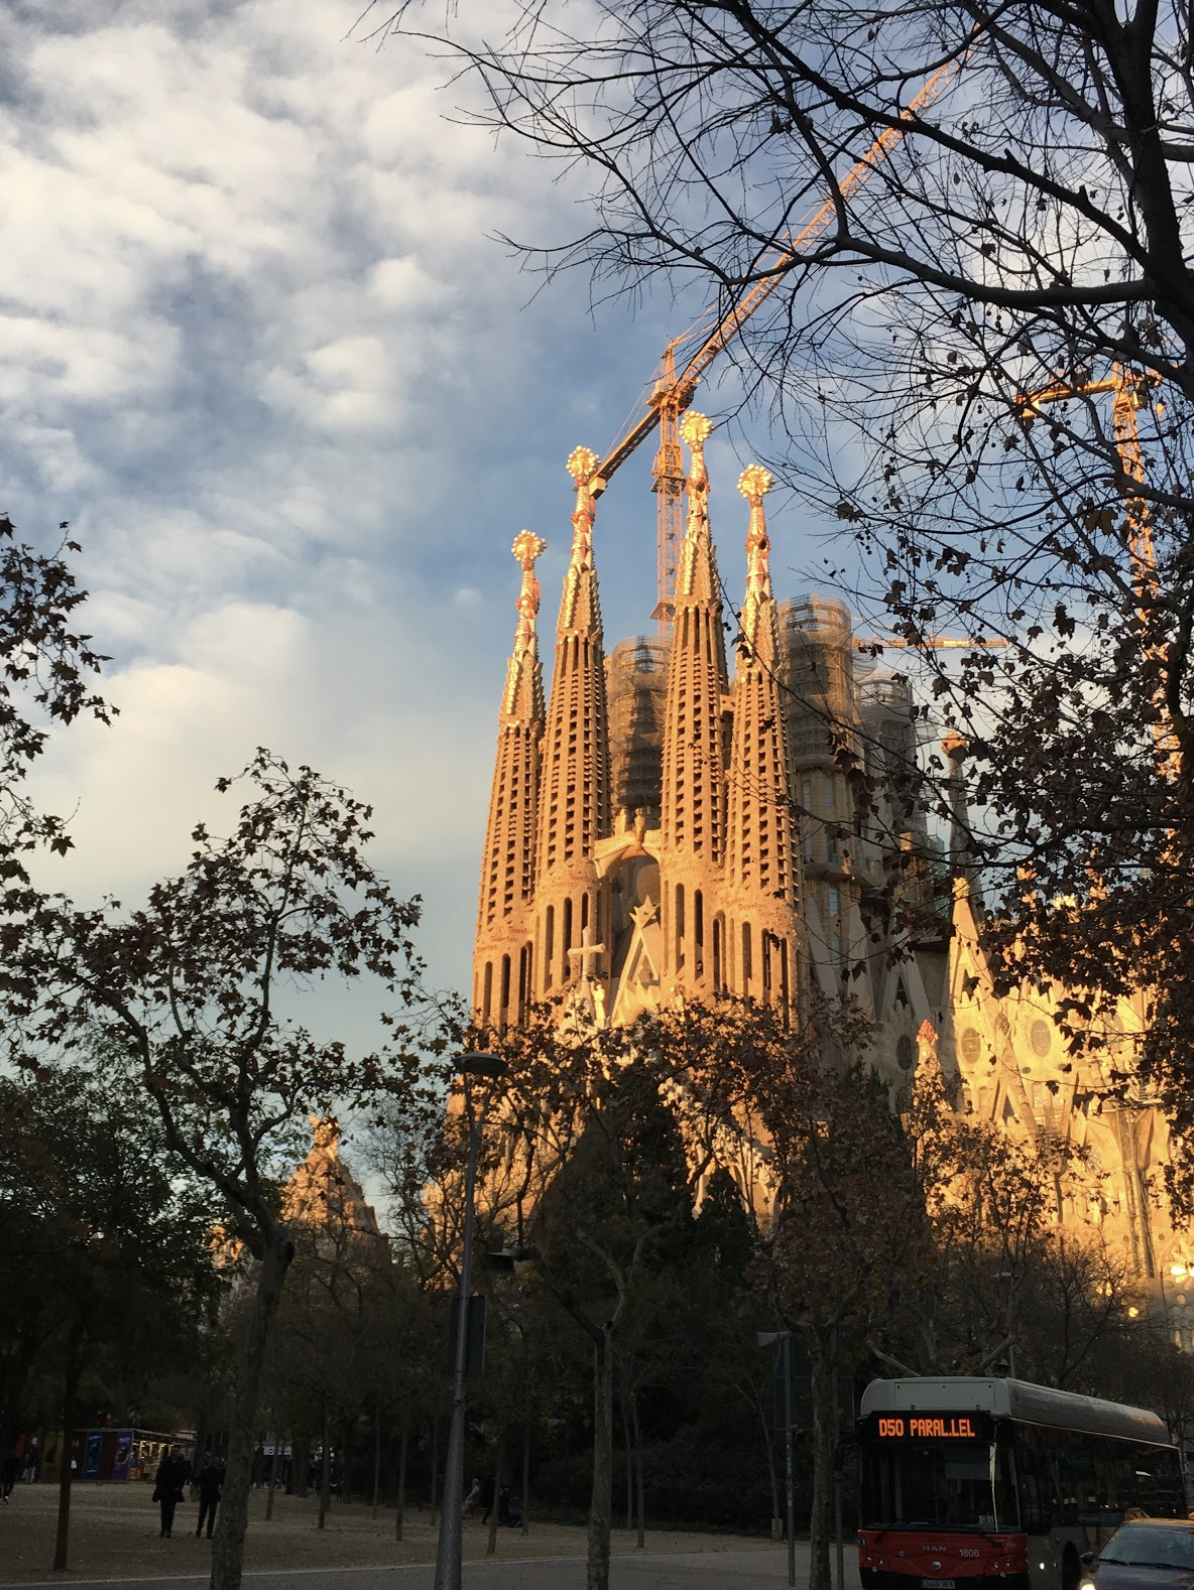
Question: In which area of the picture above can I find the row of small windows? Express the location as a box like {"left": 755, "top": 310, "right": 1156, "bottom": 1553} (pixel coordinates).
{"left": 482, "top": 885, "right": 795, "bottom": 1020}
{"left": 669, "top": 884, "right": 791, "bottom": 1015}
{"left": 477, "top": 943, "right": 533, "bottom": 1029}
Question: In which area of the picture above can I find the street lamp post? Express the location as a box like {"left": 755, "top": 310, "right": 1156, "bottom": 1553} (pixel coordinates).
{"left": 758, "top": 1330, "right": 797, "bottom": 1589}
{"left": 996, "top": 1270, "right": 1018, "bottom": 1379}
{"left": 433, "top": 1052, "right": 507, "bottom": 1590}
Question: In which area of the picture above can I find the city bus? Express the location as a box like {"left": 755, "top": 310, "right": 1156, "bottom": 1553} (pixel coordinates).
{"left": 857, "top": 1377, "right": 1185, "bottom": 1590}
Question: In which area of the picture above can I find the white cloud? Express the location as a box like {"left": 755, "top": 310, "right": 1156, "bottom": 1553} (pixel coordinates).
{"left": 3, "top": 0, "right": 818, "bottom": 1033}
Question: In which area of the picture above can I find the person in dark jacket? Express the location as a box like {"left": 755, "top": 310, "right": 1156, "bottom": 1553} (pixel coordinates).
{"left": 153, "top": 1446, "right": 188, "bottom": 1538}
{"left": 195, "top": 1455, "right": 224, "bottom": 1539}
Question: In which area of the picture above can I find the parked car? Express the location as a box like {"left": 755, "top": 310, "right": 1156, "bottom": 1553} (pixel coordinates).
{"left": 1080, "top": 1520, "right": 1194, "bottom": 1590}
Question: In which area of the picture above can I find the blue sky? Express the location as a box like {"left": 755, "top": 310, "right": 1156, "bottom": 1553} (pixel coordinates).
{"left": 10, "top": 0, "right": 848, "bottom": 1055}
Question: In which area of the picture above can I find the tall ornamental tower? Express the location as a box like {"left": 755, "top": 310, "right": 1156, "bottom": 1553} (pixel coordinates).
{"left": 465, "top": 427, "right": 1189, "bottom": 1347}
{"left": 722, "top": 465, "right": 802, "bottom": 1012}
{"left": 532, "top": 446, "right": 612, "bottom": 1003}
{"left": 658, "top": 413, "right": 730, "bottom": 996}
{"left": 473, "top": 531, "right": 548, "bottom": 1026}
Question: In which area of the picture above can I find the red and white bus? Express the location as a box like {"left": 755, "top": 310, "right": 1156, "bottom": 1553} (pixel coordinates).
{"left": 857, "top": 1377, "right": 1185, "bottom": 1590}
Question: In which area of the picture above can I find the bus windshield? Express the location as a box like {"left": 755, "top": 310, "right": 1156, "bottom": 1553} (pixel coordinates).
{"left": 861, "top": 1440, "right": 1018, "bottom": 1532}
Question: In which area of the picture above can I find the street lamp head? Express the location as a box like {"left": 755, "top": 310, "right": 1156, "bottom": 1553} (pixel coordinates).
{"left": 455, "top": 1051, "right": 508, "bottom": 1081}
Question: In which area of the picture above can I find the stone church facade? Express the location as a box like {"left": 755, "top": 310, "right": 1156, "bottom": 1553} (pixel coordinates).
{"left": 472, "top": 413, "right": 1192, "bottom": 1340}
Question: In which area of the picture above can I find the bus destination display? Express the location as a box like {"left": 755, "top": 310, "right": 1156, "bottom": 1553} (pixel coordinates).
{"left": 863, "top": 1412, "right": 995, "bottom": 1442}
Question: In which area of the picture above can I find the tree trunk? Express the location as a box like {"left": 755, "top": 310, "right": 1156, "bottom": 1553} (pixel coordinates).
{"left": 620, "top": 1388, "right": 632, "bottom": 1530}
{"left": 265, "top": 1448, "right": 276, "bottom": 1522}
{"left": 395, "top": 1428, "right": 408, "bottom": 1541}
{"left": 371, "top": 1405, "right": 381, "bottom": 1520}
{"left": 486, "top": 1427, "right": 505, "bottom": 1557}
{"left": 521, "top": 1424, "right": 530, "bottom": 1536}
{"left": 755, "top": 1396, "right": 781, "bottom": 1536}
{"left": 294, "top": 1430, "right": 308, "bottom": 1499}
{"left": 210, "top": 1233, "right": 292, "bottom": 1590}
{"left": 428, "top": 1417, "right": 439, "bottom": 1526}
{"left": 51, "top": 1319, "right": 83, "bottom": 1572}
{"left": 318, "top": 1409, "right": 331, "bottom": 1530}
{"left": 629, "top": 1385, "right": 645, "bottom": 1550}
{"left": 341, "top": 1424, "right": 352, "bottom": 1504}
{"left": 808, "top": 1331, "right": 836, "bottom": 1590}
{"left": 587, "top": 1331, "right": 614, "bottom": 1590}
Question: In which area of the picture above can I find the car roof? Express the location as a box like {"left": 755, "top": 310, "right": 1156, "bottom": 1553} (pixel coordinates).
{"left": 1113, "top": 1520, "right": 1194, "bottom": 1529}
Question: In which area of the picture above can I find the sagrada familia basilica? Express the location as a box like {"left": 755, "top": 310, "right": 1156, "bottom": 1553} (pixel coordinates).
{"left": 471, "top": 411, "right": 1193, "bottom": 1342}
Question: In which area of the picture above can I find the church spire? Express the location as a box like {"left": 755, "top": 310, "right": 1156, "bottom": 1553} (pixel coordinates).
{"left": 505, "top": 529, "right": 548, "bottom": 722}
{"left": 673, "top": 412, "right": 720, "bottom": 605}
{"left": 659, "top": 412, "right": 730, "bottom": 991}
{"left": 558, "top": 445, "right": 601, "bottom": 633}
{"left": 724, "top": 465, "right": 800, "bottom": 1012}
{"left": 533, "top": 445, "right": 611, "bottom": 1000}
{"left": 739, "top": 464, "right": 776, "bottom": 663}
{"left": 474, "top": 531, "right": 549, "bottom": 1026}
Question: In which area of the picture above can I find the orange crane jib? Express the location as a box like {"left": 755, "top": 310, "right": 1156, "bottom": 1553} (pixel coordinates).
{"left": 589, "top": 52, "right": 967, "bottom": 628}
{"left": 854, "top": 635, "right": 1008, "bottom": 651}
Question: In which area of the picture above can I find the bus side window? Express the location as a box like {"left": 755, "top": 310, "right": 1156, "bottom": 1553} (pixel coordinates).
{"left": 1093, "top": 1435, "right": 1127, "bottom": 1529}
{"left": 1048, "top": 1430, "right": 1081, "bottom": 1527}
{"left": 1103, "top": 1438, "right": 1144, "bottom": 1525}
{"left": 1015, "top": 1428, "right": 1052, "bottom": 1534}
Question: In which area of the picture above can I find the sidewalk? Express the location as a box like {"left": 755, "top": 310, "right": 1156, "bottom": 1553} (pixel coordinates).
{"left": 0, "top": 1483, "right": 859, "bottom": 1589}
{"left": 3, "top": 1547, "right": 858, "bottom": 1590}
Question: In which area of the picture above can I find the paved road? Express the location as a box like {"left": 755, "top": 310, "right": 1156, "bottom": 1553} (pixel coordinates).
{"left": 4, "top": 1543, "right": 861, "bottom": 1590}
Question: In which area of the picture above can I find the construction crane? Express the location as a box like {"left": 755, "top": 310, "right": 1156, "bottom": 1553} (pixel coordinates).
{"left": 590, "top": 54, "right": 968, "bottom": 631}
{"left": 1016, "top": 363, "right": 1176, "bottom": 765}
{"left": 853, "top": 634, "right": 1008, "bottom": 652}
{"left": 1017, "top": 365, "right": 1159, "bottom": 596}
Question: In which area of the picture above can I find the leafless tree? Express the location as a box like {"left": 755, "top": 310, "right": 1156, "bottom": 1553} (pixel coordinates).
{"left": 373, "top": 0, "right": 1194, "bottom": 1181}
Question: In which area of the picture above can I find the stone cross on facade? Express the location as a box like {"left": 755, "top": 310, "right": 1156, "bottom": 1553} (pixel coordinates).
{"left": 567, "top": 924, "right": 606, "bottom": 984}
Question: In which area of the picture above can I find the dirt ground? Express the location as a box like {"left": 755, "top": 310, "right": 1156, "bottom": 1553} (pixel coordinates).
{"left": 0, "top": 1481, "right": 774, "bottom": 1583}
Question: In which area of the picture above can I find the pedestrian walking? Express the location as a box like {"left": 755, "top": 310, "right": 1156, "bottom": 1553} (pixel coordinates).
{"left": 195, "top": 1454, "right": 224, "bottom": 1539}
{"left": 152, "top": 1446, "right": 188, "bottom": 1538}
{"left": 463, "top": 1476, "right": 482, "bottom": 1519}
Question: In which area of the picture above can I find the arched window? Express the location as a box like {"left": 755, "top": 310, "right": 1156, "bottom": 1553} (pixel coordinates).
{"left": 712, "top": 915, "right": 724, "bottom": 992}
{"left": 562, "top": 897, "right": 574, "bottom": 980}
{"left": 675, "top": 884, "right": 685, "bottom": 969}
{"left": 544, "top": 905, "right": 555, "bottom": 989}
{"left": 482, "top": 961, "right": 493, "bottom": 1024}
{"left": 518, "top": 944, "right": 531, "bottom": 1023}
{"left": 742, "top": 922, "right": 753, "bottom": 989}
{"left": 694, "top": 890, "right": 704, "bottom": 979}
{"left": 499, "top": 955, "right": 511, "bottom": 1027}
